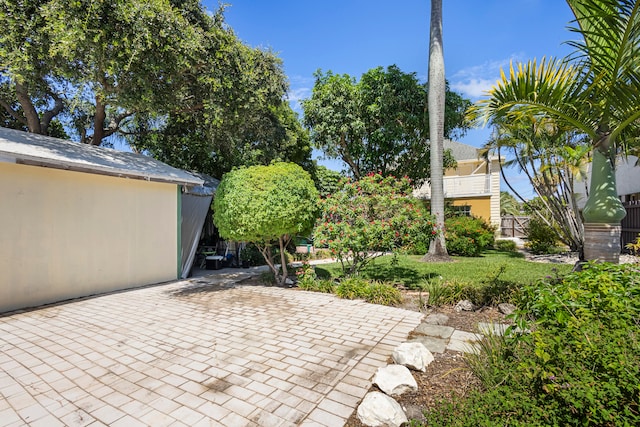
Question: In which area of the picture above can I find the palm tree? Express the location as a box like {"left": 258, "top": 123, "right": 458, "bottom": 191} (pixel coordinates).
{"left": 422, "top": 0, "right": 450, "bottom": 261}
{"left": 470, "top": 0, "right": 640, "bottom": 263}
{"left": 488, "top": 116, "right": 587, "bottom": 255}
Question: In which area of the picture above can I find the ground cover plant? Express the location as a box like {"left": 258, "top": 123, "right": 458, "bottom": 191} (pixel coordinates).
{"left": 422, "top": 262, "right": 640, "bottom": 427}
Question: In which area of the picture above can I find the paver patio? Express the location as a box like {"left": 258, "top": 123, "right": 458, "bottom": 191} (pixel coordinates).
{"left": 0, "top": 272, "right": 422, "bottom": 426}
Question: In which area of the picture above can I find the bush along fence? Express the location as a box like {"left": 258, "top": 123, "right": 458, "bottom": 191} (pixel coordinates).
{"left": 622, "top": 202, "right": 640, "bottom": 252}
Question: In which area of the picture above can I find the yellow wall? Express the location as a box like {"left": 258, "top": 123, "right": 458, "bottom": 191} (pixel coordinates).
{"left": 451, "top": 197, "right": 492, "bottom": 222}
{"left": 0, "top": 162, "right": 178, "bottom": 313}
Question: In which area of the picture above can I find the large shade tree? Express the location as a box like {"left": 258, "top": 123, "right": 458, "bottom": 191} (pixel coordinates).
{"left": 213, "top": 163, "right": 319, "bottom": 286}
{"left": 1, "top": 0, "right": 213, "bottom": 145}
{"left": 302, "top": 65, "right": 470, "bottom": 186}
{"left": 1, "top": 0, "right": 307, "bottom": 174}
{"left": 470, "top": 0, "right": 640, "bottom": 263}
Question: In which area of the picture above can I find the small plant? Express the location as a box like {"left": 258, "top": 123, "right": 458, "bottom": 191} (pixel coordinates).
{"left": 365, "top": 281, "right": 403, "bottom": 306}
{"left": 464, "top": 330, "right": 513, "bottom": 388}
{"left": 477, "top": 265, "right": 520, "bottom": 306}
{"left": 295, "top": 261, "right": 317, "bottom": 289}
{"left": 423, "top": 278, "right": 448, "bottom": 307}
{"left": 297, "top": 278, "right": 336, "bottom": 293}
{"left": 625, "top": 233, "right": 640, "bottom": 256}
{"left": 445, "top": 215, "right": 496, "bottom": 257}
{"left": 422, "top": 277, "right": 473, "bottom": 307}
{"left": 494, "top": 239, "right": 517, "bottom": 252}
{"left": 524, "top": 217, "right": 560, "bottom": 254}
{"left": 335, "top": 277, "right": 371, "bottom": 299}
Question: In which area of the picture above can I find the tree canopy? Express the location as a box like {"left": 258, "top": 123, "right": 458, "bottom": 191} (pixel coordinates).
{"left": 1, "top": 0, "right": 312, "bottom": 177}
{"left": 213, "top": 162, "right": 319, "bottom": 285}
{"left": 302, "top": 65, "right": 471, "bottom": 186}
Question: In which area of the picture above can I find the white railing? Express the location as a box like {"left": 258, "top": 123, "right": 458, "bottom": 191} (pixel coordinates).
{"left": 414, "top": 174, "right": 492, "bottom": 199}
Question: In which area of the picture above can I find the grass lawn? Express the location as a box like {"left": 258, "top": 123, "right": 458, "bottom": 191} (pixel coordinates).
{"left": 314, "top": 250, "right": 573, "bottom": 289}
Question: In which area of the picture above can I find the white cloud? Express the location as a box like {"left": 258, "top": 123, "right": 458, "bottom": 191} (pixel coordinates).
{"left": 450, "top": 54, "right": 525, "bottom": 100}
{"left": 451, "top": 78, "right": 496, "bottom": 98}
{"left": 286, "top": 87, "right": 311, "bottom": 111}
{"left": 286, "top": 75, "right": 314, "bottom": 111}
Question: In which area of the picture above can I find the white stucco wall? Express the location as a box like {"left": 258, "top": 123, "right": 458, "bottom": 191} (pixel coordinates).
{"left": 574, "top": 155, "right": 640, "bottom": 208}
{"left": 0, "top": 162, "right": 179, "bottom": 313}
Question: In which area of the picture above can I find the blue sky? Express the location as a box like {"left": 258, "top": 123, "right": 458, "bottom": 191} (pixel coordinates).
{"left": 206, "top": 0, "right": 578, "bottom": 199}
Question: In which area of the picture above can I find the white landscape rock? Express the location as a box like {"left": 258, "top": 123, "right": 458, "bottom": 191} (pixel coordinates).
{"left": 392, "top": 342, "right": 434, "bottom": 372}
{"left": 373, "top": 364, "right": 418, "bottom": 396}
{"left": 357, "top": 391, "right": 408, "bottom": 427}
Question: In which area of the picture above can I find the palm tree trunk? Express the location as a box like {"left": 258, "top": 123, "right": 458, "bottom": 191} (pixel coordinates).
{"left": 422, "top": 0, "right": 450, "bottom": 261}
{"left": 582, "top": 147, "right": 626, "bottom": 263}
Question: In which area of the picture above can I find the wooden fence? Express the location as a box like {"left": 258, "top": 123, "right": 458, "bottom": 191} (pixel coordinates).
{"left": 622, "top": 202, "right": 640, "bottom": 250}
{"left": 500, "top": 204, "right": 639, "bottom": 250}
{"left": 500, "top": 216, "right": 530, "bottom": 238}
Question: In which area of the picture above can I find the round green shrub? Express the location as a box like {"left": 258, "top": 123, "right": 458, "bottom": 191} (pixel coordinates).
{"left": 335, "top": 277, "right": 370, "bottom": 299}
{"left": 525, "top": 217, "right": 560, "bottom": 254}
{"left": 445, "top": 216, "right": 496, "bottom": 257}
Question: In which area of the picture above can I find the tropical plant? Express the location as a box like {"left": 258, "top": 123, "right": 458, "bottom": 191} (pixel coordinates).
{"left": 314, "top": 173, "right": 437, "bottom": 275}
{"left": 487, "top": 116, "right": 587, "bottom": 254}
{"left": 213, "top": 162, "right": 319, "bottom": 286}
{"left": 425, "top": 263, "right": 640, "bottom": 426}
{"left": 625, "top": 233, "right": 640, "bottom": 256}
{"left": 499, "top": 191, "right": 522, "bottom": 216}
{"left": 470, "top": 0, "right": 640, "bottom": 263}
{"left": 525, "top": 216, "right": 562, "bottom": 254}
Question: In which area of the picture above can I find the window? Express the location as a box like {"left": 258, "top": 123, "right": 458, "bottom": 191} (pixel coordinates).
{"left": 452, "top": 205, "right": 471, "bottom": 216}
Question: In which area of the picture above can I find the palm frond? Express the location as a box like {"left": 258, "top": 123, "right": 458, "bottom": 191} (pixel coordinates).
{"left": 469, "top": 58, "right": 596, "bottom": 137}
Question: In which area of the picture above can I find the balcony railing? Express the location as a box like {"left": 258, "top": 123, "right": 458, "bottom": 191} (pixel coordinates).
{"left": 414, "top": 174, "right": 492, "bottom": 199}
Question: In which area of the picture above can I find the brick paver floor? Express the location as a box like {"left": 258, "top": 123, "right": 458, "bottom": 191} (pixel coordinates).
{"left": 0, "top": 273, "right": 422, "bottom": 426}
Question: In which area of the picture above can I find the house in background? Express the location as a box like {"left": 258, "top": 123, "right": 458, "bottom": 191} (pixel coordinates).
{"left": 0, "top": 127, "right": 205, "bottom": 313}
{"left": 413, "top": 139, "right": 501, "bottom": 228}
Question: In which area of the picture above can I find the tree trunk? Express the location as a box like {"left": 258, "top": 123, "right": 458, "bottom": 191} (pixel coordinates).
{"left": 15, "top": 82, "right": 42, "bottom": 134}
{"left": 89, "top": 95, "right": 107, "bottom": 146}
{"left": 278, "top": 236, "right": 289, "bottom": 286}
{"left": 582, "top": 148, "right": 626, "bottom": 263}
{"left": 422, "top": 0, "right": 451, "bottom": 262}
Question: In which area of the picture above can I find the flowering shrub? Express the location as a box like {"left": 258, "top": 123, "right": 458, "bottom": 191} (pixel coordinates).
{"left": 314, "top": 173, "right": 437, "bottom": 275}
{"left": 295, "top": 261, "right": 318, "bottom": 290}
{"left": 445, "top": 215, "right": 496, "bottom": 257}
